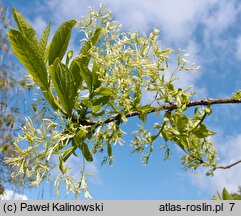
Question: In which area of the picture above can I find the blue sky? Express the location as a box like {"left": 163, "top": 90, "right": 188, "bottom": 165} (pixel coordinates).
{"left": 2, "top": 0, "right": 241, "bottom": 200}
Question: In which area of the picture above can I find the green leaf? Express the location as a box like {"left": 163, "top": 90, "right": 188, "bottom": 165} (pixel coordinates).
{"left": 92, "top": 110, "right": 105, "bottom": 117}
{"left": 69, "top": 59, "right": 83, "bottom": 88}
{"left": 48, "top": 58, "right": 78, "bottom": 116}
{"left": 176, "top": 114, "right": 189, "bottom": 133}
{"left": 44, "top": 43, "right": 51, "bottom": 64}
{"left": 91, "top": 96, "right": 110, "bottom": 112}
{"left": 48, "top": 20, "right": 77, "bottom": 65}
{"left": 59, "top": 156, "right": 67, "bottom": 174}
{"left": 79, "top": 143, "right": 93, "bottom": 162}
{"left": 222, "top": 188, "right": 231, "bottom": 200}
{"left": 211, "top": 195, "right": 217, "bottom": 200}
{"left": 8, "top": 29, "right": 48, "bottom": 90}
{"left": 12, "top": 8, "right": 38, "bottom": 45}
{"left": 91, "top": 103, "right": 102, "bottom": 113}
{"left": 81, "top": 99, "right": 92, "bottom": 109}
{"left": 161, "top": 129, "right": 170, "bottom": 141}
{"left": 92, "top": 59, "right": 99, "bottom": 74}
{"left": 62, "top": 146, "right": 77, "bottom": 162}
{"left": 75, "top": 128, "right": 88, "bottom": 143}
{"left": 76, "top": 62, "right": 93, "bottom": 92}
{"left": 232, "top": 90, "right": 241, "bottom": 100}
{"left": 66, "top": 50, "right": 74, "bottom": 66}
{"left": 68, "top": 27, "right": 103, "bottom": 90}
{"left": 133, "top": 88, "right": 141, "bottom": 105}
{"left": 217, "top": 191, "right": 222, "bottom": 200}
{"left": 94, "top": 87, "right": 113, "bottom": 96}
{"left": 42, "top": 90, "right": 59, "bottom": 111}
{"left": 107, "top": 143, "right": 112, "bottom": 157}
{"left": 92, "top": 63, "right": 101, "bottom": 89}
{"left": 176, "top": 140, "right": 185, "bottom": 151}
{"left": 78, "top": 27, "right": 103, "bottom": 65}
{"left": 39, "top": 23, "right": 51, "bottom": 57}
{"left": 192, "top": 124, "right": 215, "bottom": 138}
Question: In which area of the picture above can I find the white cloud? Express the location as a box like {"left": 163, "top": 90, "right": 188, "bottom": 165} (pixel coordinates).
{"left": 190, "top": 168, "right": 241, "bottom": 196}
{"left": 190, "top": 133, "right": 241, "bottom": 194}
{"left": 0, "top": 190, "right": 28, "bottom": 200}
{"left": 218, "top": 134, "right": 241, "bottom": 164}
{"left": 45, "top": 0, "right": 98, "bottom": 23}
{"left": 35, "top": 0, "right": 226, "bottom": 40}
{"left": 101, "top": 0, "right": 218, "bottom": 43}
{"left": 203, "top": 1, "right": 239, "bottom": 36}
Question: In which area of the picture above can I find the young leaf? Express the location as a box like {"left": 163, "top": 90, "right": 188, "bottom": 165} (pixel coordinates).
{"left": 48, "top": 20, "right": 77, "bottom": 65}
{"left": 39, "top": 23, "right": 51, "bottom": 57}
{"left": 62, "top": 146, "right": 77, "bottom": 162}
{"left": 42, "top": 90, "right": 59, "bottom": 111}
{"left": 92, "top": 73, "right": 101, "bottom": 90}
{"left": 94, "top": 87, "right": 113, "bottom": 96}
{"left": 8, "top": 29, "right": 48, "bottom": 90}
{"left": 48, "top": 58, "right": 78, "bottom": 116}
{"left": 12, "top": 8, "right": 38, "bottom": 45}
{"left": 69, "top": 59, "right": 83, "bottom": 88}
{"left": 59, "top": 156, "right": 66, "bottom": 174}
{"left": 75, "top": 62, "right": 93, "bottom": 92}
{"left": 92, "top": 59, "right": 99, "bottom": 74}
{"left": 232, "top": 90, "right": 241, "bottom": 100}
{"left": 92, "top": 60, "right": 101, "bottom": 89}
{"left": 192, "top": 124, "right": 215, "bottom": 138}
{"left": 44, "top": 43, "right": 51, "bottom": 64}
{"left": 75, "top": 128, "right": 88, "bottom": 143}
{"left": 91, "top": 96, "right": 110, "bottom": 112}
{"left": 107, "top": 143, "right": 112, "bottom": 158}
{"left": 79, "top": 143, "right": 93, "bottom": 162}
{"left": 91, "top": 102, "right": 102, "bottom": 113}
{"left": 161, "top": 130, "right": 169, "bottom": 141}
{"left": 66, "top": 50, "right": 74, "bottom": 66}
{"left": 68, "top": 28, "right": 103, "bottom": 90}
{"left": 222, "top": 188, "right": 231, "bottom": 200}
{"left": 217, "top": 191, "right": 222, "bottom": 200}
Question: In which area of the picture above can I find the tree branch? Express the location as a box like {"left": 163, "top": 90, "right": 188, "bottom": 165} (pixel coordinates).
{"left": 71, "top": 98, "right": 241, "bottom": 170}
{"left": 217, "top": 160, "right": 241, "bottom": 170}
{"left": 98, "top": 98, "right": 241, "bottom": 126}
{"left": 72, "top": 98, "right": 241, "bottom": 126}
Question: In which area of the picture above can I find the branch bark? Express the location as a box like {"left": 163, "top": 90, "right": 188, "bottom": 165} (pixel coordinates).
{"left": 100, "top": 97, "right": 241, "bottom": 126}
{"left": 217, "top": 160, "right": 241, "bottom": 170}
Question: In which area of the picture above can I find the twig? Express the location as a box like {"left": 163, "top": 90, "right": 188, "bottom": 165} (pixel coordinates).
{"left": 99, "top": 98, "right": 241, "bottom": 126}
{"left": 217, "top": 159, "right": 241, "bottom": 169}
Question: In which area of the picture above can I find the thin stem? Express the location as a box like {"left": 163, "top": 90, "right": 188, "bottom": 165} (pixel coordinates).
{"left": 217, "top": 159, "right": 241, "bottom": 170}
